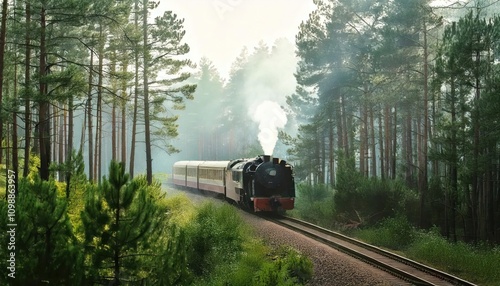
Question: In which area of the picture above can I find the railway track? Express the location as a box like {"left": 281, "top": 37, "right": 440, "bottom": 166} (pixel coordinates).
{"left": 164, "top": 183, "right": 477, "bottom": 285}
{"left": 264, "top": 215, "right": 476, "bottom": 286}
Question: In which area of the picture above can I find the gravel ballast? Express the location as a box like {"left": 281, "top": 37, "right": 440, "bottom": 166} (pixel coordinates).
{"left": 238, "top": 211, "right": 411, "bottom": 286}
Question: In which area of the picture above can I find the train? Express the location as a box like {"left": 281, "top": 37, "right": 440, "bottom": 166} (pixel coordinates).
{"left": 172, "top": 155, "right": 295, "bottom": 212}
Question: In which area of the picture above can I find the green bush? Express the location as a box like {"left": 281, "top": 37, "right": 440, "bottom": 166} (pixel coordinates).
{"left": 354, "top": 216, "right": 417, "bottom": 250}
{"left": 187, "top": 202, "right": 246, "bottom": 276}
{"left": 291, "top": 183, "right": 335, "bottom": 227}
{"left": 186, "top": 203, "right": 313, "bottom": 286}
{"left": 335, "top": 176, "right": 419, "bottom": 227}
{"left": 228, "top": 240, "right": 271, "bottom": 286}
{"left": 253, "top": 246, "right": 313, "bottom": 286}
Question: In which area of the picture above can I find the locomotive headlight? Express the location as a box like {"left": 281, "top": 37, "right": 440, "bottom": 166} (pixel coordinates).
{"left": 268, "top": 169, "right": 277, "bottom": 176}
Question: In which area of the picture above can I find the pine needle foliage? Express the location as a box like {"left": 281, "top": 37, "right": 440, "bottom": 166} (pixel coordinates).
{"left": 81, "top": 160, "right": 160, "bottom": 285}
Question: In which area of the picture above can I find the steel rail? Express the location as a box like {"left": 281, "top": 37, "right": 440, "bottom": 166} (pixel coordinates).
{"left": 265, "top": 215, "right": 477, "bottom": 286}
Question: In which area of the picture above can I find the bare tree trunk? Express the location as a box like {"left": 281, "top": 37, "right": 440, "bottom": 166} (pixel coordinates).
{"left": 143, "top": 0, "right": 153, "bottom": 185}
{"left": 328, "top": 112, "right": 335, "bottom": 186}
{"left": 369, "top": 105, "right": 376, "bottom": 177}
{"left": 359, "top": 104, "right": 366, "bottom": 176}
{"left": 87, "top": 50, "right": 94, "bottom": 182}
{"left": 66, "top": 98, "right": 73, "bottom": 198}
{"left": 0, "top": 0, "right": 8, "bottom": 165}
{"left": 419, "top": 22, "right": 429, "bottom": 228}
{"left": 384, "top": 104, "right": 391, "bottom": 179}
{"left": 39, "top": 5, "right": 51, "bottom": 180}
{"left": 111, "top": 50, "right": 117, "bottom": 161}
{"left": 120, "top": 61, "right": 128, "bottom": 164}
{"left": 378, "top": 106, "right": 385, "bottom": 180}
{"left": 59, "top": 105, "right": 65, "bottom": 181}
{"left": 94, "top": 25, "right": 104, "bottom": 183}
{"left": 129, "top": 0, "right": 140, "bottom": 177}
{"left": 12, "top": 55, "right": 18, "bottom": 193}
{"left": 23, "top": 1, "right": 31, "bottom": 178}
{"left": 391, "top": 107, "right": 397, "bottom": 180}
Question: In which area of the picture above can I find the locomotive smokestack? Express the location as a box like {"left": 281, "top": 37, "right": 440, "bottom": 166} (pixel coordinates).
{"left": 272, "top": 157, "right": 279, "bottom": 164}
{"left": 263, "top": 155, "right": 271, "bottom": 162}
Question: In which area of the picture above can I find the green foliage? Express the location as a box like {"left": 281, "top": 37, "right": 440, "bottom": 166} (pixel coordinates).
{"left": 253, "top": 246, "right": 313, "bottom": 286}
{"left": 334, "top": 152, "right": 419, "bottom": 226}
{"left": 354, "top": 223, "right": 500, "bottom": 286}
{"left": 147, "top": 225, "right": 193, "bottom": 286}
{"left": 355, "top": 216, "right": 417, "bottom": 250}
{"left": 290, "top": 183, "right": 335, "bottom": 228}
{"left": 228, "top": 239, "right": 271, "bottom": 286}
{"left": 187, "top": 202, "right": 246, "bottom": 276}
{"left": 162, "top": 193, "right": 196, "bottom": 227}
{"left": 0, "top": 177, "right": 83, "bottom": 285}
{"left": 407, "top": 230, "right": 500, "bottom": 286}
{"left": 81, "top": 160, "right": 160, "bottom": 284}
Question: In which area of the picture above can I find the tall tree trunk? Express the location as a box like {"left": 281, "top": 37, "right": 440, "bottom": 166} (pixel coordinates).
{"left": 39, "top": 5, "right": 51, "bottom": 180}
{"left": 328, "top": 112, "right": 335, "bottom": 186}
{"left": 12, "top": 55, "right": 18, "bottom": 194}
{"left": 391, "top": 106, "right": 397, "bottom": 180}
{"left": 23, "top": 1, "right": 31, "bottom": 178}
{"left": 472, "top": 48, "right": 481, "bottom": 242}
{"left": 66, "top": 98, "right": 74, "bottom": 198}
{"left": 405, "top": 111, "right": 413, "bottom": 187}
{"left": 419, "top": 21, "right": 429, "bottom": 228}
{"left": 111, "top": 50, "right": 117, "bottom": 161}
{"left": 0, "top": 0, "right": 8, "bottom": 165}
{"left": 87, "top": 50, "right": 94, "bottom": 181}
{"left": 450, "top": 73, "right": 458, "bottom": 242}
{"left": 94, "top": 25, "right": 104, "bottom": 183}
{"left": 384, "top": 104, "right": 391, "bottom": 179}
{"left": 369, "top": 105, "right": 376, "bottom": 177}
{"left": 378, "top": 106, "right": 385, "bottom": 180}
{"left": 129, "top": 0, "right": 140, "bottom": 177}
{"left": 120, "top": 61, "right": 128, "bottom": 164}
{"left": 59, "top": 105, "right": 65, "bottom": 181}
{"left": 359, "top": 104, "right": 366, "bottom": 176}
{"left": 143, "top": 0, "right": 153, "bottom": 185}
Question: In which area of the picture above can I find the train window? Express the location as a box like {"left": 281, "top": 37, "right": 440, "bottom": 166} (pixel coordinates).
{"left": 187, "top": 168, "right": 197, "bottom": 177}
{"left": 232, "top": 171, "right": 241, "bottom": 182}
{"left": 174, "top": 168, "right": 185, "bottom": 175}
{"left": 198, "top": 168, "right": 224, "bottom": 180}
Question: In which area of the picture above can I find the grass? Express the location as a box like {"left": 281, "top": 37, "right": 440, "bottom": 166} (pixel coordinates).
{"left": 353, "top": 219, "right": 500, "bottom": 286}
{"left": 406, "top": 231, "right": 500, "bottom": 285}
{"left": 188, "top": 202, "right": 313, "bottom": 286}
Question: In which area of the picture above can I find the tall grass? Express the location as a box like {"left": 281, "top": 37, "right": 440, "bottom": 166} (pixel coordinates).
{"left": 353, "top": 219, "right": 500, "bottom": 286}
{"left": 407, "top": 230, "right": 500, "bottom": 285}
{"left": 354, "top": 216, "right": 416, "bottom": 250}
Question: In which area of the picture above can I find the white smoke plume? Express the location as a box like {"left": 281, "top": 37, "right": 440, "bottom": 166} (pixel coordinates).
{"left": 250, "top": 100, "right": 287, "bottom": 155}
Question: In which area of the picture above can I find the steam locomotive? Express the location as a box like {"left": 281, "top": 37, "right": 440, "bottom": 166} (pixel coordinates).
{"left": 172, "top": 155, "right": 295, "bottom": 212}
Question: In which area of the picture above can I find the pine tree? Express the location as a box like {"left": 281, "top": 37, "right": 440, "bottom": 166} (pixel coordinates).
{"left": 0, "top": 177, "right": 83, "bottom": 285}
{"left": 81, "top": 161, "right": 160, "bottom": 284}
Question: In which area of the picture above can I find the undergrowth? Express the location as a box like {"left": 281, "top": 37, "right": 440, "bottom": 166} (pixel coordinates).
{"left": 189, "top": 202, "right": 313, "bottom": 286}
{"left": 353, "top": 218, "right": 500, "bottom": 286}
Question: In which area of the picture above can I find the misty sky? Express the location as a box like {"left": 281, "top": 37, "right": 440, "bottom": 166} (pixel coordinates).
{"left": 156, "top": 0, "right": 316, "bottom": 79}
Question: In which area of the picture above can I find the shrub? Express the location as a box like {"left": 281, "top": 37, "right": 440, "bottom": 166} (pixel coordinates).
{"left": 187, "top": 202, "right": 246, "bottom": 276}
{"left": 253, "top": 246, "right": 313, "bottom": 286}
{"left": 292, "top": 183, "right": 335, "bottom": 227}
{"left": 355, "top": 216, "right": 417, "bottom": 250}
{"left": 335, "top": 175, "right": 419, "bottom": 227}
